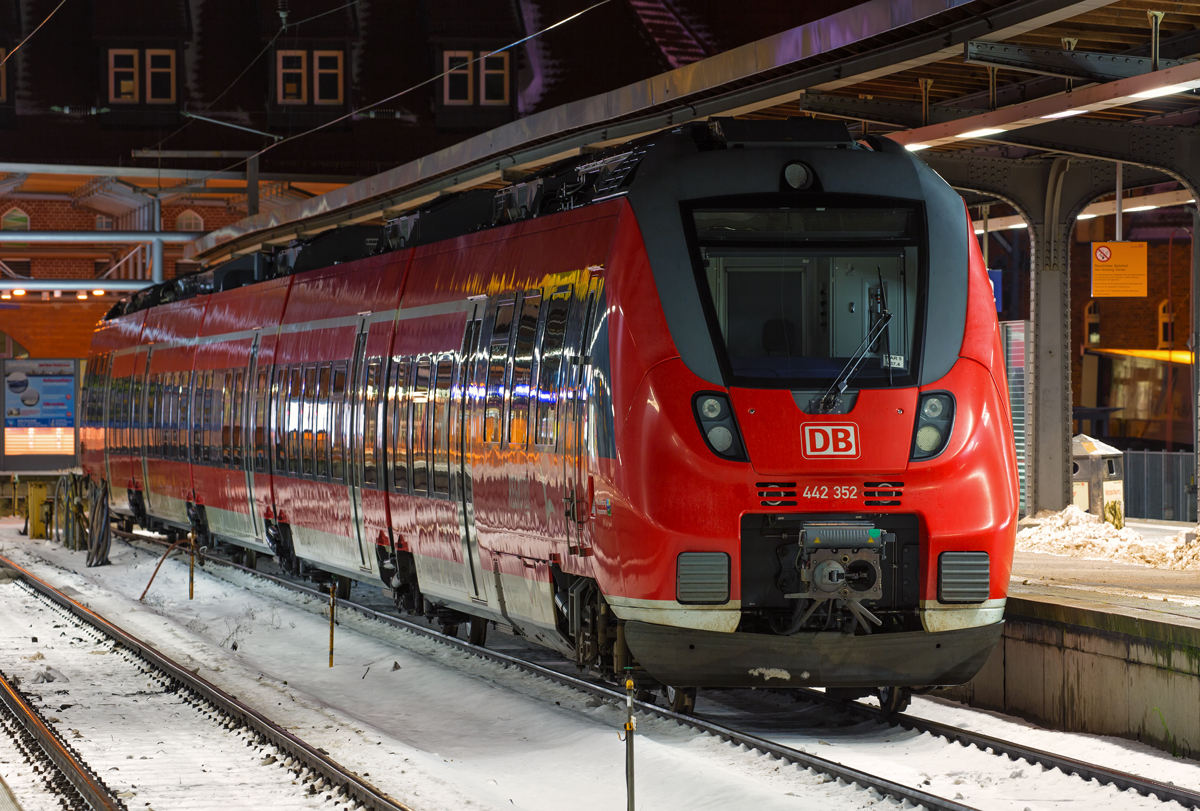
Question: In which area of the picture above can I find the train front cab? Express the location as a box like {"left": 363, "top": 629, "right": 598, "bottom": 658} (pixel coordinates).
{"left": 606, "top": 127, "right": 1020, "bottom": 692}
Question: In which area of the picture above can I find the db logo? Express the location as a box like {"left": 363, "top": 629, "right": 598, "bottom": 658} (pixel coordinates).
{"left": 801, "top": 423, "right": 860, "bottom": 458}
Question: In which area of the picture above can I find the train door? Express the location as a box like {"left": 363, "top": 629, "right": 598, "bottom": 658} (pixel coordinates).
{"left": 346, "top": 318, "right": 377, "bottom": 572}
{"left": 242, "top": 333, "right": 266, "bottom": 543}
{"left": 99, "top": 353, "right": 114, "bottom": 489}
{"left": 138, "top": 347, "right": 155, "bottom": 515}
{"left": 562, "top": 278, "right": 602, "bottom": 555}
{"left": 455, "top": 300, "right": 488, "bottom": 602}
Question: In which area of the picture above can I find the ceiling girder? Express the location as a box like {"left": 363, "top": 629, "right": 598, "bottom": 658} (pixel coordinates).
{"left": 963, "top": 40, "right": 1191, "bottom": 83}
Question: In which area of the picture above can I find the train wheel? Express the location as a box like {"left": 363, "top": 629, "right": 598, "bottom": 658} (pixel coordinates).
{"left": 877, "top": 686, "right": 911, "bottom": 715}
{"left": 467, "top": 615, "right": 488, "bottom": 647}
{"left": 665, "top": 686, "right": 696, "bottom": 715}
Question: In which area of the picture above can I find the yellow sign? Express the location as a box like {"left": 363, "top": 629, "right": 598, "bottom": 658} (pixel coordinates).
{"left": 1091, "top": 241, "right": 1147, "bottom": 297}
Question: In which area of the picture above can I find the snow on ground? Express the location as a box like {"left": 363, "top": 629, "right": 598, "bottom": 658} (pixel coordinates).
{"left": 1017, "top": 506, "right": 1200, "bottom": 570}
{"left": 0, "top": 521, "right": 877, "bottom": 811}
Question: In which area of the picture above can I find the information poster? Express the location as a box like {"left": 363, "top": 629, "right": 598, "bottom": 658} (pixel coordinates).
{"left": 1091, "top": 241, "right": 1147, "bottom": 297}
{"left": 4, "top": 359, "right": 75, "bottom": 457}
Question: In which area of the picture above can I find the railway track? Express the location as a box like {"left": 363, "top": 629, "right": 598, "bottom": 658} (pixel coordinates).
{"left": 790, "top": 688, "right": 1200, "bottom": 810}
{"left": 0, "top": 665, "right": 123, "bottom": 811}
{"left": 107, "top": 527, "right": 1200, "bottom": 811}
{"left": 0, "top": 553, "right": 412, "bottom": 811}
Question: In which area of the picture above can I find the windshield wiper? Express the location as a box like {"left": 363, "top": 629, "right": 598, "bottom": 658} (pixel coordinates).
{"left": 819, "top": 301, "right": 892, "bottom": 413}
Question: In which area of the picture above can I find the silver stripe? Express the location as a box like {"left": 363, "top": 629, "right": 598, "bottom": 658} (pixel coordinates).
{"left": 102, "top": 300, "right": 469, "bottom": 357}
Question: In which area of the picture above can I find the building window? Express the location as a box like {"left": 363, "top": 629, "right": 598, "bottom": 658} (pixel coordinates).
{"left": 1085, "top": 299, "right": 1100, "bottom": 346}
{"left": 1, "top": 208, "right": 29, "bottom": 231}
{"left": 1158, "top": 299, "right": 1175, "bottom": 349}
{"left": 313, "top": 51, "right": 343, "bottom": 105}
{"left": 480, "top": 52, "right": 509, "bottom": 106}
{"left": 175, "top": 210, "right": 204, "bottom": 232}
{"left": 145, "top": 49, "right": 176, "bottom": 104}
{"left": 443, "top": 50, "right": 473, "bottom": 106}
{"left": 95, "top": 215, "right": 114, "bottom": 231}
{"left": 277, "top": 51, "right": 307, "bottom": 104}
{"left": 109, "top": 49, "right": 139, "bottom": 103}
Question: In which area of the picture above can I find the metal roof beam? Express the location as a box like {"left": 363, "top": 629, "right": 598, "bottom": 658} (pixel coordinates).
{"left": 0, "top": 161, "right": 359, "bottom": 183}
{"left": 0, "top": 231, "right": 199, "bottom": 243}
{"left": 963, "top": 40, "right": 1191, "bottom": 83}
{"left": 187, "top": 0, "right": 1116, "bottom": 262}
{"left": 890, "top": 59, "right": 1200, "bottom": 151}
{"left": 0, "top": 280, "right": 147, "bottom": 292}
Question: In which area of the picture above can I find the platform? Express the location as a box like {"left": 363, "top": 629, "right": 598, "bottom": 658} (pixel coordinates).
{"left": 941, "top": 543, "right": 1200, "bottom": 760}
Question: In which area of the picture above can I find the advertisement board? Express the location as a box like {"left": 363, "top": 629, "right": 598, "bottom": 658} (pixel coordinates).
{"left": 3, "top": 359, "right": 76, "bottom": 460}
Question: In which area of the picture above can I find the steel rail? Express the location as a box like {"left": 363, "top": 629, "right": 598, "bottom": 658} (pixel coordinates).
{"left": 0, "top": 669, "right": 125, "bottom": 811}
{"left": 109, "top": 530, "right": 979, "bottom": 811}
{"left": 117, "top": 530, "right": 1200, "bottom": 809}
{"left": 0, "top": 553, "right": 413, "bottom": 811}
{"left": 793, "top": 688, "right": 1200, "bottom": 809}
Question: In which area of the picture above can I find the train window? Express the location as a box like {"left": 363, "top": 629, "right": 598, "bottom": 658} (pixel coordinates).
{"left": 200, "top": 370, "right": 214, "bottom": 463}
{"left": 167, "top": 372, "right": 179, "bottom": 460}
{"left": 363, "top": 359, "right": 382, "bottom": 487}
{"left": 131, "top": 373, "right": 144, "bottom": 458}
{"left": 253, "top": 369, "right": 269, "bottom": 474}
{"left": 410, "top": 359, "right": 431, "bottom": 494}
{"left": 315, "top": 363, "right": 331, "bottom": 479}
{"left": 231, "top": 370, "right": 245, "bottom": 467}
{"left": 692, "top": 206, "right": 920, "bottom": 389}
{"left": 214, "top": 371, "right": 229, "bottom": 465}
{"left": 330, "top": 363, "right": 348, "bottom": 482}
{"left": 221, "top": 371, "right": 234, "bottom": 465}
{"left": 535, "top": 291, "right": 571, "bottom": 447}
{"left": 388, "top": 358, "right": 409, "bottom": 494}
{"left": 302, "top": 365, "right": 317, "bottom": 476}
{"left": 192, "top": 374, "right": 204, "bottom": 462}
{"left": 507, "top": 292, "right": 542, "bottom": 447}
{"left": 144, "top": 374, "right": 156, "bottom": 458}
{"left": 287, "top": 367, "right": 303, "bottom": 475}
{"left": 484, "top": 301, "right": 514, "bottom": 443}
{"left": 432, "top": 358, "right": 452, "bottom": 495}
{"left": 153, "top": 374, "right": 164, "bottom": 459}
{"left": 272, "top": 366, "right": 287, "bottom": 474}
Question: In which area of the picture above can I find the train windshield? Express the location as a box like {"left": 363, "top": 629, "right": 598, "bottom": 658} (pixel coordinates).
{"left": 691, "top": 203, "right": 921, "bottom": 389}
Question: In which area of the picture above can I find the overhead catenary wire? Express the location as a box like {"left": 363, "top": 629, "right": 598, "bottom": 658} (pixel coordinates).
{"left": 184, "top": 0, "right": 614, "bottom": 192}
{"left": 0, "top": 0, "right": 68, "bottom": 69}
{"left": 139, "top": 0, "right": 365, "bottom": 157}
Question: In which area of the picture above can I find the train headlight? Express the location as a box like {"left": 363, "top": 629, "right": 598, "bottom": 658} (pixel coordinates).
{"left": 693, "top": 392, "right": 748, "bottom": 462}
{"left": 783, "top": 162, "right": 813, "bottom": 190}
{"left": 707, "top": 426, "right": 733, "bottom": 452}
{"left": 911, "top": 391, "right": 955, "bottom": 461}
{"left": 922, "top": 396, "right": 946, "bottom": 419}
{"left": 915, "top": 425, "right": 942, "bottom": 452}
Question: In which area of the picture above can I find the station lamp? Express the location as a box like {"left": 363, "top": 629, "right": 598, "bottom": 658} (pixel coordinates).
{"left": 76, "top": 291, "right": 87, "bottom": 300}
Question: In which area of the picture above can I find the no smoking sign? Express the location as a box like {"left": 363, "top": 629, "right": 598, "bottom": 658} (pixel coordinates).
{"left": 1094, "top": 245, "right": 1111, "bottom": 262}
{"left": 1091, "top": 241, "right": 1146, "bottom": 297}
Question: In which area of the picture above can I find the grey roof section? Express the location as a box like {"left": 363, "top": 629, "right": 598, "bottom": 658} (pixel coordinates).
{"left": 189, "top": 0, "right": 1111, "bottom": 261}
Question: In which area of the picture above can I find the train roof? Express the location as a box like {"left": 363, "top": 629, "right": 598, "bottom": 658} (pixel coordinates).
{"left": 105, "top": 118, "right": 899, "bottom": 322}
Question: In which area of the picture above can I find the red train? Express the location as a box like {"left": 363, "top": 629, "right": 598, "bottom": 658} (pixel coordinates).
{"left": 82, "top": 119, "right": 1018, "bottom": 713}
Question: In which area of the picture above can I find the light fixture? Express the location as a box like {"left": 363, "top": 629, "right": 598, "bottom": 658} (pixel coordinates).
{"left": 53, "top": 290, "right": 61, "bottom": 298}
{"left": 76, "top": 291, "right": 87, "bottom": 300}
{"left": 40, "top": 292, "right": 48, "bottom": 301}
{"left": 1077, "top": 213, "right": 1098, "bottom": 220}
{"left": 1124, "top": 205, "right": 1157, "bottom": 212}
{"left": 958, "top": 128, "right": 1006, "bottom": 139}
{"left": 1, "top": 292, "right": 10, "bottom": 300}
{"left": 1039, "top": 109, "right": 1085, "bottom": 119}
{"left": 1008, "top": 223, "right": 1028, "bottom": 229}
{"left": 92, "top": 289, "right": 105, "bottom": 296}
{"left": 12, "top": 289, "right": 24, "bottom": 296}
{"left": 974, "top": 228, "right": 985, "bottom": 235}
{"left": 1131, "top": 84, "right": 1190, "bottom": 99}
{"left": 904, "top": 143, "right": 931, "bottom": 152}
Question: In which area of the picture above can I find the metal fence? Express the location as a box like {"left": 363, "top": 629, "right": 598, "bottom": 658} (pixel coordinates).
{"left": 1122, "top": 450, "right": 1197, "bottom": 523}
